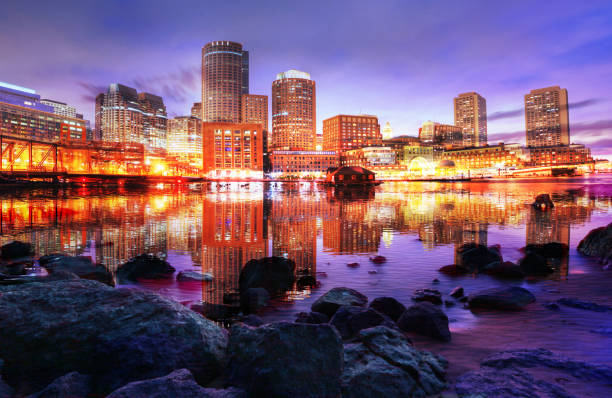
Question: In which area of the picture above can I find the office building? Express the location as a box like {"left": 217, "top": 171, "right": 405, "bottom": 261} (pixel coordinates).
{"left": 138, "top": 93, "right": 167, "bottom": 150}
{"left": 191, "top": 102, "right": 202, "bottom": 120}
{"left": 382, "top": 135, "right": 421, "bottom": 164}
{"left": 167, "top": 116, "right": 202, "bottom": 165}
{"left": 525, "top": 86, "right": 570, "bottom": 147}
{"left": 241, "top": 94, "right": 268, "bottom": 130}
{"left": 40, "top": 99, "right": 78, "bottom": 119}
{"left": 439, "top": 143, "right": 528, "bottom": 171}
{"left": 323, "top": 114, "right": 381, "bottom": 153}
{"left": 341, "top": 147, "right": 396, "bottom": 167}
{"left": 201, "top": 41, "right": 248, "bottom": 123}
{"left": 0, "top": 81, "right": 54, "bottom": 112}
{"left": 454, "top": 92, "right": 487, "bottom": 147}
{"left": 526, "top": 144, "right": 591, "bottom": 167}
{"left": 271, "top": 70, "right": 315, "bottom": 150}
{"left": 270, "top": 150, "right": 338, "bottom": 176}
{"left": 419, "top": 121, "right": 463, "bottom": 149}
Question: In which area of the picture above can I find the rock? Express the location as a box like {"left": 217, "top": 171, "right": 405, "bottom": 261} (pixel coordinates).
{"left": 0, "top": 279, "right": 227, "bottom": 394}
{"left": 432, "top": 278, "right": 440, "bottom": 284}
{"left": 444, "top": 300, "right": 455, "bottom": 307}
{"left": 341, "top": 326, "right": 447, "bottom": 397}
{"left": 0, "top": 262, "right": 27, "bottom": 276}
{"left": 225, "top": 322, "right": 343, "bottom": 397}
{"left": 397, "top": 302, "right": 451, "bottom": 342}
{"left": 412, "top": 288, "right": 442, "bottom": 305}
{"left": 347, "top": 262, "right": 359, "bottom": 268}
{"left": 240, "top": 287, "right": 270, "bottom": 313}
{"left": 543, "top": 302, "right": 560, "bottom": 311}
{"left": 311, "top": 287, "right": 368, "bottom": 317}
{"left": 532, "top": 193, "right": 554, "bottom": 210}
{"left": 177, "top": 270, "right": 213, "bottom": 282}
{"left": 524, "top": 242, "right": 569, "bottom": 258}
{"left": 450, "top": 286, "right": 464, "bottom": 298}
{"left": 191, "top": 301, "right": 239, "bottom": 320}
{"left": 0, "top": 359, "right": 13, "bottom": 398}
{"left": 330, "top": 306, "right": 397, "bottom": 340}
{"left": 0, "top": 241, "right": 32, "bottom": 260}
{"left": 368, "top": 296, "right": 406, "bottom": 321}
{"left": 557, "top": 298, "right": 612, "bottom": 312}
{"left": 294, "top": 311, "right": 329, "bottom": 324}
{"left": 296, "top": 274, "right": 317, "bottom": 288}
{"left": 116, "top": 254, "right": 175, "bottom": 281}
{"left": 25, "top": 372, "right": 91, "bottom": 398}
{"left": 367, "top": 270, "right": 377, "bottom": 274}
{"left": 519, "top": 253, "right": 554, "bottom": 275}
{"left": 455, "top": 243, "right": 503, "bottom": 272}
{"left": 369, "top": 255, "right": 387, "bottom": 264}
{"left": 578, "top": 222, "right": 612, "bottom": 264}
{"left": 236, "top": 314, "right": 264, "bottom": 327}
{"left": 458, "top": 296, "right": 468, "bottom": 303}
{"left": 39, "top": 254, "right": 114, "bottom": 286}
{"left": 483, "top": 261, "right": 525, "bottom": 278}
{"left": 238, "top": 256, "right": 295, "bottom": 296}
{"left": 438, "top": 264, "right": 469, "bottom": 275}
{"left": 468, "top": 286, "right": 536, "bottom": 310}
{"left": 106, "top": 369, "right": 246, "bottom": 398}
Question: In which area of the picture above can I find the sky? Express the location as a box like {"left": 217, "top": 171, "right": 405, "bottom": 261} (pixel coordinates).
{"left": 1, "top": 0, "right": 611, "bottom": 158}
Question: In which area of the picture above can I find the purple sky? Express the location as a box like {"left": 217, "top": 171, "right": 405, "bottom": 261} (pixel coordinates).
{"left": 2, "top": 0, "right": 611, "bottom": 158}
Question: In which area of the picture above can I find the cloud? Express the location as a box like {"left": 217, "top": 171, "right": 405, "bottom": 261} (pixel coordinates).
{"left": 77, "top": 82, "right": 107, "bottom": 102}
{"left": 488, "top": 98, "right": 603, "bottom": 122}
{"left": 131, "top": 66, "right": 200, "bottom": 104}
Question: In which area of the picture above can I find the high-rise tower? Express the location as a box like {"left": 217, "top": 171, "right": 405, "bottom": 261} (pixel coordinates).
{"left": 454, "top": 92, "right": 487, "bottom": 147}
{"left": 525, "top": 86, "right": 569, "bottom": 147}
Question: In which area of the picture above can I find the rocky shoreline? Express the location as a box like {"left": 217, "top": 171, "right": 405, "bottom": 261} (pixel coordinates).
{"left": 0, "top": 222, "right": 610, "bottom": 397}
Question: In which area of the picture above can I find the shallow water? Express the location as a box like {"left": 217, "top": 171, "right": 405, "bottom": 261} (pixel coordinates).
{"left": 1, "top": 176, "right": 611, "bottom": 374}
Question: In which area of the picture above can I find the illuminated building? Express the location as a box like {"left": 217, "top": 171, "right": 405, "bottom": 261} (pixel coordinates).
{"left": 382, "top": 122, "right": 393, "bottom": 140}
{"left": 526, "top": 144, "right": 592, "bottom": 167}
{"left": 454, "top": 92, "right": 487, "bottom": 147}
{"left": 0, "top": 81, "right": 54, "bottom": 112}
{"left": 270, "top": 150, "right": 338, "bottom": 176}
{"left": 419, "top": 121, "right": 463, "bottom": 149}
{"left": 525, "top": 86, "right": 569, "bottom": 147}
{"left": 201, "top": 41, "right": 248, "bottom": 123}
{"left": 271, "top": 70, "right": 315, "bottom": 150}
{"left": 241, "top": 94, "right": 268, "bottom": 171}
{"left": 439, "top": 143, "right": 528, "bottom": 172}
{"left": 202, "top": 122, "right": 263, "bottom": 179}
{"left": 95, "top": 84, "right": 167, "bottom": 150}
{"left": 382, "top": 135, "right": 421, "bottom": 163}
{"left": 167, "top": 116, "right": 202, "bottom": 165}
{"left": 40, "top": 99, "right": 78, "bottom": 119}
{"left": 323, "top": 114, "right": 381, "bottom": 153}
{"left": 316, "top": 133, "right": 323, "bottom": 151}
{"left": 342, "top": 146, "right": 395, "bottom": 167}
{"left": 191, "top": 102, "right": 202, "bottom": 120}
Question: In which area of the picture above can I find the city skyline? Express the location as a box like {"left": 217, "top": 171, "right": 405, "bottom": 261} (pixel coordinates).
{"left": 1, "top": 0, "right": 611, "bottom": 158}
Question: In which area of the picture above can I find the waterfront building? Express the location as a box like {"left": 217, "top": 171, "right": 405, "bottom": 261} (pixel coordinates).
{"left": 341, "top": 146, "right": 395, "bottom": 167}
{"left": 525, "top": 86, "right": 570, "bottom": 147}
{"left": 382, "top": 122, "right": 393, "bottom": 140}
{"left": 271, "top": 70, "right": 316, "bottom": 150}
{"left": 40, "top": 99, "right": 78, "bottom": 119}
{"left": 201, "top": 41, "right": 248, "bottom": 123}
{"left": 382, "top": 135, "right": 421, "bottom": 164}
{"left": 439, "top": 143, "right": 528, "bottom": 173}
{"left": 167, "top": 116, "right": 202, "bottom": 166}
{"left": 419, "top": 121, "right": 463, "bottom": 149}
{"left": 201, "top": 122, "right": 263, "bottom": 179}
{"left": 526, "top": 144, "right": 592, "bottom": 167}
{"left": 454, "top": 92, "right": 487, "bottom": 147}
{"left": 269, "top": 150, "right": 338, "bottom": 177}
{"left": 191, "top": 102, "right": 202, "bottom": 120}
{"left": 323, "top": 114, "right": 381, "bottom": 153}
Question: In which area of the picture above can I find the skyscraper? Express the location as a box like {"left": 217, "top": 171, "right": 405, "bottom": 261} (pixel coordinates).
{"left": 241, "top": 94, "right": 268, "bottom": 131}
{"left": 167, "top": 116, "right": 202, "bottom": 165}
{"left": 525, "top": 86, "right": 569, "bottom": 147}
{"left": 271, "top": 70, "right": 316, "bottom": 150}
{"left": 201, "top": 41, "right": 248, "bottom": 123}
{"left": 138, "top": 93, "right": 167, "bottom": 150}
{"left": 191, "top": 102, "right": 202, "bottom": 120}
{"left": 454, "top": 92, "right": 487, "bottom": 147}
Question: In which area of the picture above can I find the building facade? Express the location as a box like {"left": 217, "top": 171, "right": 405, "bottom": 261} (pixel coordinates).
{"left": 0, "top": 81, "right": 54, "bottom": 112}
{"left": 270, "top": 150, "right": 338, "bottom": 176}
{"left": 382, "top": 122, "right": 393, "bottom": 140}
{"left": 271, "top": 70, "right": 316, "bottom": 150}
{"left": 382, "top": 135, "right": 421, "bottom": 164}
{"left": 439, "top": 143, "right": 528, "bottom": 172}
{"left": 454, "top": 92, "right": 487, "bottom": 147}
{"left": 526, "top": 144, "right": 591, "bottom": 167}
{"left": 323, "top": 114, "right": 381, "bottom": 153}
{"left": 191, "top": 102, "right": 202, "bottom": 120}
{"left": 201, "top": 41, "right": 248, "bottom": 123}
{"left": 525, "top": 86, "right": 570, "bottom": 147}
{"left": 138, "top": 93, "right": 167, "bottom": 151}
{"left": 241, "top": 94, "right": 268, "bottom": 130}
{"left": 341, "top": 146, "right": 395, "bottom": 167}
{"left": 40, "top": 99, "right": 78, "bottom": 119}
{"left": 419, "top": 121, "right": 463, "bottom": 149}
{"left": 167, "top": 116, "right": 202, "bottom": 165}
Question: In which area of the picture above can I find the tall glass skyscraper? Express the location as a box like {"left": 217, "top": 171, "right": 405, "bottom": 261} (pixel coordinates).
{"left": 454, "top": 92, "right": 487, "bottom": 147}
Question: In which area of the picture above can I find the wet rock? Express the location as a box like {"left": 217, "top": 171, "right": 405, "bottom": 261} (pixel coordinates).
{"left": 25, "top": 372, "right": 91, "bottom": 398}
{"left": 397, "top": 302, "right": 451, "bottom": 342}
{"left": 330, "top": 306, "right": 397, "bottom": 340}
{"left": 455, "top": 243, "right": 503, "bottom": 272}
{"left": 367, "top": 270, "right": 377, "bottom": 274}
{"left": 432, "top": 278, "right": 440, "bottom": 284}
{"left": 519, "top": 253, "right": 554, "bottom": 275}
{"left": 225, "top": 322, "right": 343, "bottom": 397}
{"left": 543, "top": 302, "right": 561, "bottom": 311}
{"left": 0, "top": 279, "right": 227, "bottom": 394}
{"left": 236, "top": 314, "right": 264, "bottom": 327}
{"left": 191, "top": 301, "right": 239, "bottom": 321}
{"left": 468, "top": 286, "right": 536, "bottom": 310}
{"left": 106, "top": 369, "right": 246, "bottom": 398}
{"left": 532, "top": 193, "right": 554, "bottom": 210}
{"left": 557, "top": 298, "right": 612, "bottom": 312}
{"left": 524, "top": 242, "right": 569, "bottom": 258}
{"left": 177, "top": 270, "right": 213, "bottom": 282}
{"left": 0, "top": 262, "right": 27, "bottom": 276}
{"left": 483, "top": 261, "right": 525, "bottom": 278}
{"left": 444, "top": 300, "right": 455, "bottom": 307}
{"left": 116, "top": 254, "right": 175, "bottom": 281}
{"left": 369, "top": 255, "right": 387, "bottom": 264}
{"left": 0, "top": 241, "right": 32, "bottom": 260}
{"left": 39, "top": 254, "right": 114, "bottom": 286}
{"left": 347, "top": 262, "right": 360, "bottom": 268}
{"left": 438, "top": 264, "right": 469, "bottom": 276}
{"left": 341, "top": 326, "right": 446, "bottom": 397}
{"left": 311, "top": 287, "right": 368, "bottom": 317}
{"left": 238, "top": 256, "right": 295, "bottom": 296}
{"left": 450, "top": 286, "right": 464, "bottom": 298}
{"left": 239, "top": 287, "right": 270, "bottom": 313}
{"left": 412, "top": 288, "right": 442, "bottom": 305}
{"left": 296, "top": 274, "right": 317, "bottom": 288}
{"left": 578, "top": 222, "right": 612, "bottom": 264}
{"left": 294, "top": 311, "right": 329, "bottom": 324}
{"left": 368, "top": 296, "right": 406, "bottom": 321}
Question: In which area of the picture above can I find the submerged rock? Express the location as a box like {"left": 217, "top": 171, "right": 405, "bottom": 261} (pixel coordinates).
{"left": 240, "top": 287, "right": 270, "bottom": 313}
{"left": 25, "top": 372, "right": 91, "bottom": 398}
{"left": 483, "top": 261, "right": 525, "bottom": 278}
{"left": 0, "top": 241, "right": 32, "bottom": 260}
{"left": 450, "top": 286, "right": 464, "bottom": 298}
{"left": 468, "top": 286, "right": 536, "bottom": 310}
{"left": 369, "top": 255, "right": 387, "bottom": 264}
{"left": 438, "top": 264, "right": 469, "bottom": 276}
{"left": 532, "top": 193, "right": 554, "bottom": 210}
{"left": 238, "top": 256, "right": 295, "bottom": 296}
{"left": 397, "top": 302, "right": 451, "bottom": 342}
{"left": 176, "top": 270, "right": 213, "bottom": 282}
{"left": 557, "top": 298, "right": 612, "bottom": 312}
{"left": 412, "top": 288, "right": 443, "bottom": 305}
{"left": 311, "top": 287, "right": 368, "bottom": 317}
{"left": 294, "top": 311, "right": 329, "bottom": 324}
{"left": 578, "top": 222, "right": 612, "bottom": 264}
{"left": 330, "top": 306, "right": 397, "bottom": 340}
{"left": 116, "top": 254, "right": 175, "bottom": 281}
{"left": 225, "top": 322, "right": 343, "bottom": 398}
{"left": 368, "top": 296, "right": 406, "bottom": 321}
{"left": 39, "top": 254, "right": 114, "bottom": 286}
{"left": 455, "top": 243, "right": 503, "bottom": 272}
{"left": 0, "top": 279, "right": 227, "bottom": 394}
{"left": 519, "top": 253, "right": 554, "bottom": 275}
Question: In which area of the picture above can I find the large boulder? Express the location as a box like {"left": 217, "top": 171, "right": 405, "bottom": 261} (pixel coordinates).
{"left": 190, "top": 302, "right": 240, "bottom": 321}
{"left": 116, "top": 254, "right": 175, "bottom": 281}
{"left": 0, "top": 279, "right": 227, "bottom": 394}
{"left": 225, "top": 322, "right": 343, "bottom": 397}
{"left": 25, "top": 372, "right": 92, "bottom": 398}
{"left": 518, "top": 253, "right": 554, "bottom": 275}
{"left": 523, "top": 242, "right": 569, "bottom": 258}
{"left": 455, "top": 243, "right": 503, "bottom": 272}
{"left": 483, "top": 261, "right": 525, "bottom": 278}
{"left": 468, "top": 286, "right": 536, "bottom": 310}
{"left": 412, "top": 288, "right": 442, "bottom": 305}
{"left": 532, "top": 194, "right": 554, "bottom": 210}
{"left": 330, "top": 306, "right": 397, "bottom": 340}
{"left": 557, "top": 298, "right": 612, "bottom": 312}
{"left": 294, "top": 311, "right": 329, "bottom": 324}
{"left": 239, "top": 287, "right": 270, "bottom": 313}
{"left": 238, "top": 256, "right": 295, "bottom": 296}
{"left": 368, "top": 296, "right": 406, "bottom": 321}
{"left": 39, "top": 254, "right": 114, "bottom": 286}
{"left": 341, "top": 326, "right": 447, "bottom": 397}
{"left": 397, "top": 302, "right": 451, "bottom": 342}
{"left": 106, "top": 369, "right": 246, "bottom": 398}
{"left": 311, "top": 287, "right": 368, "bottom": 317}
{"left": 0, "top": 241, "right": 32, "bottom": 260}
{"left": 578, "top": 222, "right": 612, "bottom": 265}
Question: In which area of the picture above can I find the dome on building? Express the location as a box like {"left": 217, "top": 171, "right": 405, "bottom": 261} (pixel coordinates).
{"left": 437, "top": 159, "right": 456, "bottom": 168}
{"left": 382, "top": 122, "right": 393, "bottom": 140}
